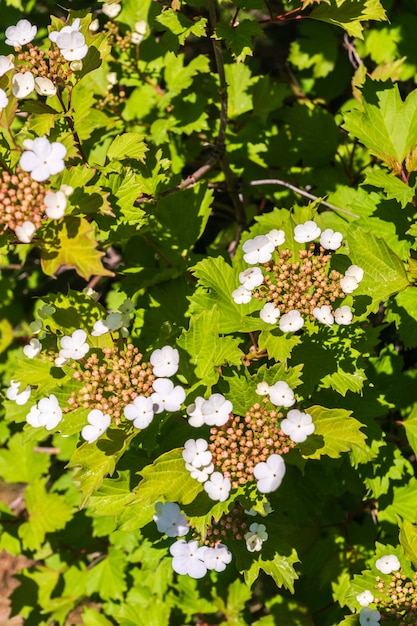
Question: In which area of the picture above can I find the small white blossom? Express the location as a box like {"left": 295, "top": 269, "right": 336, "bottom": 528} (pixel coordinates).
{"left": 280, "top": 409, "right": 315, "bottom": 443}
{"left": 356, "top": 590, "right": 374, "bottom": 607}
{"left": 89, "top": 18, "right": 100, "bottom": 32}
{"left": 81, "top": 409, "right": 111, "bottom": 443}
{"left": 49, "top": 20, "right": 88, "bottom": 62}
{"left": 320, "top": 228, "right": 343, "bottom": 250}
{"left": 6, "top": 380, "right": 31, "bottom": 405}
{"left": 12, "top": 72, "right": 35, "bottom": 98}
{"left": 170, "top": 540, "right": 207, "bottom": 579}
{"left": 256, "top": 381, "right": 270, "bottom": 396}
{"left": 70, "top": 60, "right": 83, "bottom": 72}
{"left": 260, "top": 302, "right": 280, "bottom": 324}
{"left": 340, "top": 275, "right": 359, "bottom": 294}
{"left": 242, "top": 235, "right": 275, "bottom": 264}
{"left": 239, "top": 267, "right": 264, "bottom": 291}
{"left": 203, "top": 544, "right": 232, "bottom": 572}
{"left": 334, "top": 305, "right": 353, "bottom": 325}
{"left": 151, "top": 378, "right": 185, "bottom": 413}
{"left": 30, "top": 320, "right": 43, "bottom": 334}
{"left": 150, "top": 346, "right": 179, "bottom": 377}
{"left": 59, "top": 329, "right": 89, "bottom": 361}
{"left": 279, "top": 310, "right": 304, "bottom": 333}
{"left": 15, "top": 221, "right": 36, "bottom": 243}
{"left": 23, "top": 338, "right": 42, "bottom": 359}
{"left": 232, "top": 285, "right": 251, "bottom": 304}
{"left": 186, "top": 396, "right": 205, "bottom": 428}
{"left": 153, "top": 502, "right": 189, "bottom": 537}
{"left": 201, "top": 393, "right": 232, "bottom": 427}
{"left": 204, "top": 472, "right": 231, "bottom": 502}
{"left": 185, "top": 462, "right": 214, "bottom": 482}
{"left": 266, "top": 229, "right": 285, "bottom": 247}
{"left": 268, "top": 381, "right": 295, "bottom": 407}
{"left": 5, "top": 20, "right": 37, "bottom": 47}
{"left": 20, "top": 136, "right": 66, "bottom": 182}
{"left": 359, "top": 608, "right": 380, "bottom": 626}
{"left": 44, "top": 190, "right": 67, "bottom": 219}
{"left": 131, "top": 31, "right": 144, "bottom": 45}
{"left": 254, "top": 454, "right": 286, "bottom": 493}
{"left": 345, "top": 264, "right": 364, "bottom": 283}
{"left": 91, "top": 312, "right": 125, "bottom": 336}
{"left": 312, "top": 305, "right": 334, "bottom": 326}
{"left": 182, "top": 438, "right": 212, "bottom": 468}
{"left": 375, "top": 554, "right": 400, "bottom": 574}
{"left": 244, "top": 523, "right": 268, "bottom": 552}
{"left": 34, "top": 77, "right": 57, "bottom": 96}
{"left": 26, "top": 394, "right": 62, "bottom": 430}
{"left": 294, "top": 220, "right": 321, "bottom": 243}
{"left": 54, "top": 355, "right": 69, "bottom": 367}
{"left": 124, "top": 396, "right": 154, "bottom": 429}
{"left": 0, "top": 88, "right": 8, "bottom": 110}
{"left": 102, "top": 2, "right": 122, "bottom": 18}
{"left": 49, "top": 18, "right": 82, "bottom": 40}
{"left": 0, "top": 55, "right": 14, "bottom": 77}
{"left": 131, "top": 21, "right": 147, "bottom": 44}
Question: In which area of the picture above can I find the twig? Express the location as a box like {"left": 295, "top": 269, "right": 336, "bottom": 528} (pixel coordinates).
{"left": 343, "top": 34, "right": 361, "bottom": 69}
{"left": 247, "top": 179, "right": 360, "bottom": 218}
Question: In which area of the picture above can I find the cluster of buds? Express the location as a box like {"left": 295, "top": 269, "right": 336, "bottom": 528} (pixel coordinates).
{"left": 232, "top": 220, "right": 364, "bottom": 332}
{"left": 373, "top": 570, "right": 417, "bottom": 623}
{"left": 15, "top": 44, "right": 74, "bottom": 91}
{"left": 0, "top": 168, "right": 46, "bottom": 239}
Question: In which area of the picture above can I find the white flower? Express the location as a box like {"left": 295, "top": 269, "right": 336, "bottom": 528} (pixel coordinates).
{"left": 91, "top": 312, "right": 125, "bottom": 336}
{"left": 27, "top": 394, "right": 62, "bottom": 430}
{"left": 244, "top": 523, "right": 268, "bottom": 552}
{"left": 185, "top": 462, "right": 214, "bottom": 482}
{"left": 15, "top": 221, "right": 36, "bottom": 243}
{"left": 0, "top": 88, "right": 8, "bottom": 110}
{"left": 345, "top": 264, "right": 364, "bottom": 283}
{"left": 20, "top": 136, "right": 66, "bottom": 182}
{"left": 91, "top": 320, "right": 110, "bottom": 336}
{"left": 294, "top": 220, "right": 321, "bottom": 243}
{"left": 23, "top": 338, "right": 42, "bottom": 359}
{"left": 242, "top": 235, "right": 275, "bottom": 264}
{"left": 153, "top": 502, "right": 189, "bottom": 537}
{"left": 182, "top": 438, "right": 212, "bottom": 468}
{"left": 334, "top": 305, "right": 353, "bottom": 325}
{"left": 150, "top": 346, "right": 179, "bottom": 377}
{"left": 51, "top": 26, "right": 88, "bottom": 62}
{"left": 70, "top": 60, "right": 83, "bottom": 72}
{"left": 89, "top": 18, "right": 100, "bottom": 32}
{"left": 356, "top": 590, "right": 374, "bottom": 607}
{"left": 256, "top": 382, "right": 270, "bottom": 396}
{"left": 254, "top": 454, "right": 286, "bottom": 493}
{"left": 102, "top": 2, "right": 122, "bottom": 18}
{"left": 44, "top": 190, "right": 67, "bottom": 219}
{"left": 260, "top": 302, "right": 280, "bottom": 324}
{"left": 30, "top": 320, "right": 43, "bottom": 334}
{"left": 204, "top": 472, "right": 231, "bottom": 502}
{"left": 232, "top": 285, "right": 251, "bottom": 304}
{"left": 320, "top": 228, "right": 343, "bottom": 250}
{"left": 312, "top": 305, "right": 334, "bottom": 326}
{"left": 34, "top": 77, "right": 57, "bottom": 96}
{"left": 279, "top": 310, "right": 304, "bottom": 333}
{"left": 359, "top": 608, "right": 380, "bottom": 626}
{"left": 201, "top": 393, "right": 232, "bottom": 427}
{"left": 186, "top": 396, "right": 205, "bottom": 428}
{"left": 11, "top": 72, "right": 35, "bottom": 98}
{"left": 0, "top": 55, "right": 14, "bottom": 77}
{"left": 59, "top": 329, "right": 89, "bottom": 361}
{"left": 239, "top": 267, "right": 264, "bottom": 291}
{"left": 268, "top": 381, "right": 295, "bottom": 407}
{"left": 6, "top": 380, "right": 31, "bottom": 405}
{"left": 170, "top": 540, "right": 207, "bottom": 579}
{"left": 203, "top": 544, "right": 232, "bottom": 572}
{"left": 151, "top": 378, "right": 185, "bottom": 413}
{"left": 131, "top": 32, "right": 144, "bottom": 45}
{"left": 54, "top": 355, "right": 69, "bottom": 367}
{"left": 60, "top": 184, "right": 73, "bottom": 197}
{"left": 5, "top": 20, "right": 37, "bottom": 47}
{"left": 280, "top": 409, "right": 315, "bottom": 443}
{"left": 375, "top": 554, "right": 400, "bottom": 574}
{"left": 266, "top": 229, "right": 285, "bottom": 247}
{"left": 81, "top": 409, "right": 111, "bottom": 443}
{"left": 131, "top": 21, "right": 147, "bottom": 44}
{"left": 124, "top": 396, "right": 154, "bottom": 429}
{"left": 340, "top": 275, "right": 359, "bottom": 294}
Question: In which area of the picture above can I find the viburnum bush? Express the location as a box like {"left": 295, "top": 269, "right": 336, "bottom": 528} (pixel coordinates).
{"left": 1, "top": 0, "right": 417, "bottom": 624}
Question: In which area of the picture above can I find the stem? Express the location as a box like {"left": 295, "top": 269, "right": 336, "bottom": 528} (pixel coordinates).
{"left": 56, "top": 89, "right": 89, "bottom": 164}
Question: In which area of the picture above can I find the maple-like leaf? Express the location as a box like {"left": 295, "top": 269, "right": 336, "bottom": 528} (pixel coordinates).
{"left": 39, "top": 216, "right": 114, "bottom": 281}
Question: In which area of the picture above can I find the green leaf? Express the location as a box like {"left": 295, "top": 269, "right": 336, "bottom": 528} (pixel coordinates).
{"left": 133, "top": 449, "right": 203, "bottom": 506}
{"left": 321, "top": 366, "right": 367, "bottom": 395}
{"left": 86, "top": 547, "right": 127, "bottom": 601}
{"left": 244, "top": 549, "right": 299, "bottom": 592}
{"left": 156, "top": 9, "right": 207, "bottom": 50}
{"left": 310, "top": 0, "right": 387, "bottom": 39}
{"left": 363, "top": 169, "right": 415, "bottom": 208}
{"left": 399, "top": 518, "right": 417, "bottom": 569}
{"left": 0, "top": 433, "right": 50, "bottom": 483}
{"left": 178, "top": 306, "right": 242, "bottom": 387}
{"left": 385, "top": 287, "right": 417, "bottom": 349}
{"left": 378, "top": 478, "right": 417, "bottom": 524}
{"left": 343, "top": 80, "right": 417, "bottom": 170}
{"left": 18, "top": 479, "right": 73, "bottom": 550}
{"left": 258, "top": 331, "right": 301, "bottom": 363}
{"left": 300, "top": 405, "right": 367, "bottom": 459}
{"left": 216, "top": 20, "right": 263, "bottom": 63}
{"left": 403, "top": 404, "right": 417, "bottom": 457}
{"left": 225, "top": 63, "right": 256, "bottom": 118}
{"left": 107, "top": 132, "right": 148, "bottom": 162}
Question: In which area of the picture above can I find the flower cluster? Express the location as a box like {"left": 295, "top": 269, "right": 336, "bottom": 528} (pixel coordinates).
{"left": 232, "top": 221, "right": 363, "bottom": 331}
